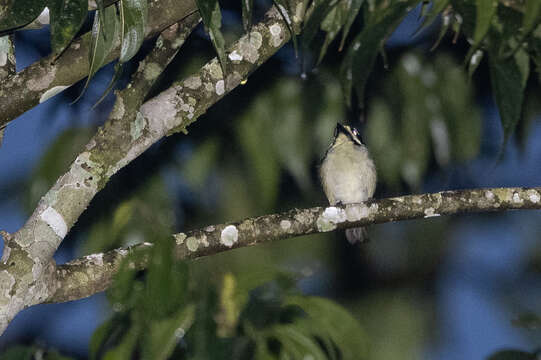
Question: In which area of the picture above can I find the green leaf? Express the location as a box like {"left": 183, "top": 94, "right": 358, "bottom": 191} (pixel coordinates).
{"left": 118, "top": 0, "right": 147, "bottom": 63}
{"left": 90, "top": 319, "right": 117, "bottom": 360}
{"left": 271, "top": 0, "right": 298, "bottom": 56}
{"left": 413, "top": 0, "right": 450, "bottom": 37}
{"left": 341, "top": 1, "right": 413, "bottom": 107}
{"left": 269, "top": 325, "right": 328, "bottom": 360}
{"left": 0, "top": 0, "right": 47, "bottom": 32}
{"left": 0, "top": 346, "right": 35, "bottom": 360}
{"left": 522, "top": 0, "right": 541, "bottom": 36}
{"left": 489, "top": 49, "right": 529, "bottom": 146}
{"left": 486, "top": 349, "right": 537, "bottom": 360}
{"left": 339, "top": 0, "right": 363, "bottom": 51}
{"left": 195, "top": 0, "right": 226, "bottom": 75}
{"left": 473, "top": 0, "right": 497, "bottom": 47}
{"left": 284, "top": 296, "right": 368, "bottom": 360}
{"left": 302, "top": 0, "right": 335, "bottom": 51}
{"left": 141, "top": 304, "right": 196, "bottom": 360}
{"left": 75, "top": 4, "right": 119, "bottom": 102}
{"left": 512, "top": 312, "right": 541, "bottom": 330}
{"left": 241, "top": 0, "right": 254, "bottom": 31}
{"left": 317, "top": 1, "right": 347, "bottom": 65}
{"left": 103, "top": 325, "right": 140, "bottom": 360}
{"left": 49, "top": 0, "right": 88, "bottom": 56}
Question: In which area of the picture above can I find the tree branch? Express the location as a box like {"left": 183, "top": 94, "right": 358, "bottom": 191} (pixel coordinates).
{"left": 47, "top": 186, "right": 541, "bottom": 303}
{"left": 0, "top": 15, "right": 200, "bottom": 334}
{"left": 0, "top": 0, "right": 301, "bottom": 334}
{"left": 0, "top": 0, "right": 198, "bottom": 129}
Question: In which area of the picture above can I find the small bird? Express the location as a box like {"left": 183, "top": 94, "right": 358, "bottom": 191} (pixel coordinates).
{"left": 320, "top": 123, "right": 377, "bottom": 243}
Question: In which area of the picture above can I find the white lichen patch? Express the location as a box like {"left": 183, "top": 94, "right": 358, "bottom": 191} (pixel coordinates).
{"left": 174, "top": 232, "right": 187, "bottom": 245}
{"left": 141, "top": 85, "right": 180, "bottom": 135}
{"left": 237, "top": 32, "right": 263, "bottom": 63}
{"left": 186, "top": 237, "right": 199, "bottom": 252}
{"left": 110, "top": 96, "right": 125, "bottom": 120}
{"left": 215, "top": 80, "right": 225, "bottom": 95}
{"left": 485, "top": 191, "right": 495, "bottom": 200}
{"left": 0, "top": 36, "right": 11, "bottom": 67}
{"left": 204, "top": 82, "right": 214, "bottom": 93}
{"left": 184, "top": 76, "right": 202, "bottom": 89}
{"left": 85, "top": 253, "right": 104, "bottom": 266}
{"left": 424, "top": 207, "right": 440, "bottom": 218}
{"left": 413, "top": 196, "right": 423, "bottom": 205}
{"left": 0, "top": 270, "right": 15, "bottom": 306}
{"left": 205, "top": 225, "right": 215, "bottom": 232}
{"left": 200, "top": 234, "right": 209, "bottom": 247}
{"left": 280, "top": 220, "right": 291, "bottom": 230}
{"left": 40, "top": 206, "right": 67, "bottom": 238}
{"left": 28, "top": 66, "right": 56, "bottom": 92}
{"left": 220, "top": 225, "right": 238, "bottom": 247}
{"left": 293, "top": 3, "right": 305, "bottom": 24}
{"left": 269, "top": 23, "right": 283, "bottom": 47}
{"left": 527, "top": 190, "right": 540, "bottom": 203}
{"left": 316, "top": 207, "right": 347, "bottom": 232}
{"left": 206, "top": 61, "right": 223, "bottom": 80}
{"left": 512, "top": 193, "right": 523, "bottom": 204}
{"left": 130, "top": 112, "right": 146, "bottom": 141}
{"left": 228, "top": 50, "right": 243, "bottom": 62}
{"left": 39, "top": 85, "right": 68, "bottom": 103}
{"left": 143, "top": 62, "right": 162, "bottom": 81}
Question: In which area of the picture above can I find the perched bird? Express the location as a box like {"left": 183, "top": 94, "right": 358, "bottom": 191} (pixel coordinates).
{"left": 319, "top": 123, "right": 377, "bottom": 243}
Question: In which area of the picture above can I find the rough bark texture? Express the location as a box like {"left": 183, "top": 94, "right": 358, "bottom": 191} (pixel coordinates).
{"left": 0, "top": 0, "right": 304, "bottom": 335}
{"left": 47, "top": 186, "right": 541, "bottom": 303}
{"left": 0, "top": 0, "right": 199, "bottom": 128}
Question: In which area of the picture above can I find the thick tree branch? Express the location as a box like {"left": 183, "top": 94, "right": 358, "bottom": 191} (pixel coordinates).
{"left": 0, "top": 1, "right": 301, "bottom": 334}
{"left": 0, "top": 34, "right": 14, "bottom": 146}
{"left": 0, "top": 16, "right": 199, "bottom": 334}
{"left": 0, "top": 0, "right": 198, "bottom": 129}
{"left": 47, "top": 186, "right": 541, "bottom": 303}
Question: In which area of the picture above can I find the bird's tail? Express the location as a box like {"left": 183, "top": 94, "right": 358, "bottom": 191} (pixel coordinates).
{"left": 345, "top": 227, "right": 369, "bottom": 244}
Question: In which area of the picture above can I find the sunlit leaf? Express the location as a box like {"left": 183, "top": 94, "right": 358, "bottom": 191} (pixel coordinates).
{"left": 119, "top": 0, "right": 147, "bottom": 63}
{"left": 0, "top": 0, "right": 46, "bottom": 32}
{"left": 489, "top": 49, "right": 529, "bottom": 146}
{"left": 195, "top": 0, "right": 227, "bottom": 75}
{"left": 102, "top": 325, "right": 140, "bottom": 360}
{"left": 49, "top": 0, "right": 88, "bottom": 56}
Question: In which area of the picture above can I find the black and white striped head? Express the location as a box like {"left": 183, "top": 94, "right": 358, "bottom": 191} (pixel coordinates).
{"left": 333, "top": 123, "right": 363, "bottom": 146}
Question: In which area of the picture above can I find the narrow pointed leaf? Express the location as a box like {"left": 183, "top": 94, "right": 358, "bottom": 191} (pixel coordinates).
{"left": 0, "top": 0, "right": 47, "bottom": 32}
{"left": 473, "top": 0, "right": 497, "bottom": 46}
{"left": 340, "top": 2, "right": 413, "bottom": 107}
{"left": 413, "top": 0, "right": 449, "bottom": 36}
{"left": 339, "top": 0, "right": 363, "bottom": 51}
{"left": 119, "top": 0, "right": 148, "bottom": 63}
{"left": 301, "top": 0, "right": 335, "bottom": 50}
{"left": 195, "top": 0, "right": 227, "bottom": 75}
{"left": 317, "top": 1, "right": 347, "bottom": 64}
{"left": 49, "top": 0, "right": 88, "bottom": 56}
{"left": 272, "top": 0, "right": 298, "bottom": 55}
{"left": 74, "top": 4, "right": 119, "bottom": 102}
{"left": 523, "top": 0, "right": 541, "bottom": 36}
{"left": 241, "top": 0, "right": 254, "bottom": 31}
{"left": 489, "top": 49, "right": 529, "bottom": 146}
{"left": 92, "top": 63, "right": 123, "bottom": 108}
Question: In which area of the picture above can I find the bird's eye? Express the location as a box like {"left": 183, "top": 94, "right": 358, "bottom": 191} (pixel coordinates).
{"left": 352, "top": 128, "right": 359, "bottom": 137}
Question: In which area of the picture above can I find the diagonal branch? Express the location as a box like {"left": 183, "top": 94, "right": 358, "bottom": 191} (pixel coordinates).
{"left": 0, "top": 0, "right": 198, "bottom": 129}
{"left": 48, "top": 186, "right": 541, "bottom": 303}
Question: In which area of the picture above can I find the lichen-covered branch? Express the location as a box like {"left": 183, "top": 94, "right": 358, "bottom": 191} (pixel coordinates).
{"left": 0, "top": 0, "right": 302, "bottom": 333}
{"left": 0, "top": 34, "right": 15, "bottom": 146}
{"left": 0, "top": 0, "right": 198, "bottom": 128}
{"left": 0, "top": 17, "right": 199, "bottom": 334}
{"left": 47, "top": 186, "right": 541, "bottom": 303}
